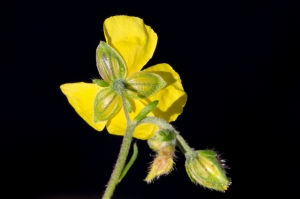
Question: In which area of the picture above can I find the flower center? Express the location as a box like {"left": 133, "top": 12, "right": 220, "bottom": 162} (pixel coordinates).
{"left": 112, "top": 79, "right": 125, "bottom": 95}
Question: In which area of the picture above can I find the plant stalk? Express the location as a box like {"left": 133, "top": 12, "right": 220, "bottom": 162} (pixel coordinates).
{"left": 102, "top": 85, "right": 136, "bottom": 199}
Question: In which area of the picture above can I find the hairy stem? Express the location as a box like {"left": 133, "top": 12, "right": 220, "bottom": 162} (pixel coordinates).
{"left": 138, "top": 116, "right": 176, "bottom": 132}
{"left": 102, "top": 84, "right": 136, "bottom": 199}
{"left": 175, "top": 134, "right": 194, "bottom": 154}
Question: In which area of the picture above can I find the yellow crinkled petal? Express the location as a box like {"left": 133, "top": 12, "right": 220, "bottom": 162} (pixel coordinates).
{"left": 106, "top": 99, "right": 159, "bottom": 140}
{"left": 104, "top": 16, "right": 158, "bottom": 76}
{"left": 141, "top": 63, "right": 187, "bottom": 122}
{"left": 60, "top": 83, "right": 107, "bottom": 131}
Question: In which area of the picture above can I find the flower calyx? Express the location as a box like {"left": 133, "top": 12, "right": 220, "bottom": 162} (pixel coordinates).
{"left": 93, "top": 41, "right": 166, "bottom": 122}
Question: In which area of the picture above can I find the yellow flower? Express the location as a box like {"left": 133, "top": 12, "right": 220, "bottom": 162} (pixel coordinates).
{"left": 60, "top": 16, "right": 187, "bottom": 140}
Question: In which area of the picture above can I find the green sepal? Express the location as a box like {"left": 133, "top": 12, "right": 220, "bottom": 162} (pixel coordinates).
{"left": 125, "top": 72, "right": 166, "bottom": 99}
{"left": 93, "top": 88, "right": 122, "bottom": 122}
{"left": 125, "top": 97, "right": 133, "bottom": 113}
{"left": 134, "top": 100, "right": 158, "bottom": 121}
{"left": 157, "top": 130, "right": 176, "bottom": 142}
{"left": 185, "top": 161, "right": 196, "bottom": 183}
{"left": 96, "top": 41, "right": 127, "bottom": 83}
{"left": 93, "top": 79, "right": 109, "bottom": 87}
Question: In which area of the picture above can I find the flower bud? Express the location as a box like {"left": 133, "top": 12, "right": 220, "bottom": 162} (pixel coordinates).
{"left": 145, "top": 130, "right": 176, "bottom": 183}
{"left": 185, "top": 150, "right": 231, "bottom": 192}
{"left": 145, "top": 145, "right": 175, "bottom": 183}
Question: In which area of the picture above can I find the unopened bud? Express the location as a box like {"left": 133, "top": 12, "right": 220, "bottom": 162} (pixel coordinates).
{"left": 145, "top": 145, "right": 175, "bottom": 183}
{"left": 145, "top": 130, "right": 176, "bottom": 183}
{"left": 185, "top": 150, "right": 231, "bottom": 192}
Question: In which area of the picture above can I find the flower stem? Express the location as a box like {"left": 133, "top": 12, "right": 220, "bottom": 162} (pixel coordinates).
{"left": 138, "top": 116, "right": 176, "bottom": 132}
{"left": 175, "top": 134, "right": 194, "bottom": 155}
{"left": 102, "top": 85, "right": 136, "bottom": 199}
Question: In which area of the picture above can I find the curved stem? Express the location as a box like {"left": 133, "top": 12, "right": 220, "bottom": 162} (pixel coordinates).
{"left": 176, "top": 139, "right": 186, "bottom": 154}
{"left": 138, "top": 116, "right": 176, "bottom": 133}
{"left": 175, "top": 134, "right": 194, "bottom": 155}
{"left": 102, "top": 87, "right": 136, "bottom": 199}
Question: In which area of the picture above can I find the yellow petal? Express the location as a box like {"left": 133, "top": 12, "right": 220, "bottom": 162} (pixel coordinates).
{"left": 133, "top": 122, "right": 159, "bottom": 140}
{"left": 141, "top": 64, "right": 187, "bottom": 122}
{"left": 106, "top": 99, "right": 159, "bottom": 140}
{"left": 60, "top": 83, "right": 107, "bottom": 131}
{"left": 104, "top": 16, "right": 158, "bottom": 76}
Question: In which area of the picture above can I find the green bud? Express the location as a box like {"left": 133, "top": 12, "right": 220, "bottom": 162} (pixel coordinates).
{"left": 185, "top": 150, "right": 231, "bottom": 192}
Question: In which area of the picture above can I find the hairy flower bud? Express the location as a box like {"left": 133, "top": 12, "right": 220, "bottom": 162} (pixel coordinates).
{"left": 145, "top": 145, "right": 175, "bottom": 183}
{"left": 185, "top": 150, "right": 231, "bottom": 192}
{"left": 145, "top": 130, "right": 176, "bottom": 183}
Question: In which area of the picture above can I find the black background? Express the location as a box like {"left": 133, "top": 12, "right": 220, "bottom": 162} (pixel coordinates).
{"left": 2, "top": 1, "right": 300, "bottom": 198}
